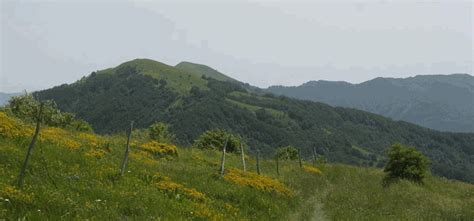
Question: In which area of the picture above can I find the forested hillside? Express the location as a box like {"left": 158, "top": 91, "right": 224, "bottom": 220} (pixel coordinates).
{"left": 267, "top": 74, "right": 474, "bottom": 132}
{"left": 35, "top": 59, "right": 474, "bottom": 183}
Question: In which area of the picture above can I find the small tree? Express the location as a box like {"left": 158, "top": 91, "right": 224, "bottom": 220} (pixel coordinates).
{"left": 148, "top": 122, "right": 175, "bottom": 143}
{"left": 193, "top": 129, "right": 241, "bottom": 153}
{"left": 383, "top": 143, "right": 429, "bottom": 185}
{"left": 6, "top": 94, "right": 93, "bottom": 132}
{"left": 276, "top": 146, "right": 299, "bottom": 160}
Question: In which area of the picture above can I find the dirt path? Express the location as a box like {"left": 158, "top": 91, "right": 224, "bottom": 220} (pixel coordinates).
{"left": 288, "top": 191, "right": 328, "bottom": 221}
{"left": 309, "top": 194, "right": 327, "bottom": 221}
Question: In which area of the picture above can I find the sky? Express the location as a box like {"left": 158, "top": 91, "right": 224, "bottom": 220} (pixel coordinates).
{"left": 1, "top": 0, "right": 472, "bottom": 93}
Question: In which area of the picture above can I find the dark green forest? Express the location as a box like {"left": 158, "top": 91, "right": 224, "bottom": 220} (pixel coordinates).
{"left": 35, "top": 59, "right": 474, "bottom": 183}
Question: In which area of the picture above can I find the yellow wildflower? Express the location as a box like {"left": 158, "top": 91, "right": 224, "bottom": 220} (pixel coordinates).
{"left": 182, "top": 188, "right": 207, "bottom": 201}
{"left": 0, "top": 112, "right": 33, "bottom": 139}
{"left": 303, "top": 165, "right": 322, "bottom": 175}
{"left": 85, "top": 149, "right": 106, "bottom": 159}
{"left": 40, "top": 127, "right": 81, "bottom": 150}
{"left": 154, "top": 178, "right": 207, "bottom": 201}
{"left": 0, "top": 185, "right": 33, "bottom": 203}
{"left": 139, "top": 141, "right": 178, "bottom": 158}
{"left": 130, "top": 151, "right": 157, "bottom": 166}
{"left": 224, "top": 168, "right": 293, "bottom": 197}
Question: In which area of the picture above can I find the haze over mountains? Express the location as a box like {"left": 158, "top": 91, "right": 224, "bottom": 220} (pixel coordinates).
{"left": 0, "top": 92, "right": 21, "bottom": 106}
{"left": 34, "top": 59, "right": 474, "bottom": 183}
{"left": 268, "top": 74, "right": 474, "bottom": 133}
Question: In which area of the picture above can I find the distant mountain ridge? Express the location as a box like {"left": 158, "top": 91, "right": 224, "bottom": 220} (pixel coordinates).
{"left": 267, "top": 74, "right": 474, "bottom": 132}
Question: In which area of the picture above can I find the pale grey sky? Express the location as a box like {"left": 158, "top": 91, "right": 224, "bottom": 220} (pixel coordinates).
{"left": 1, "top": 0, "right": 472, "bottom": 92}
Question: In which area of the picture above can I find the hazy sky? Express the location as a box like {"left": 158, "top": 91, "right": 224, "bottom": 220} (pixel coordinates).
{"left": 1, "top": 0, "right": 472, "bottom": 92}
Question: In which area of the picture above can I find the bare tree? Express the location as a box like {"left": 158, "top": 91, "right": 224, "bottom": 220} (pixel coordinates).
{"left": 17, "top": 103, "right": 44, "bottom": 187}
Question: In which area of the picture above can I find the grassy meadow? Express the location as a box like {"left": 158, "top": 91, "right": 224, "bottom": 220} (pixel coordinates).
{"left": 0, "top": 112, "right": 473, "bottom": 220}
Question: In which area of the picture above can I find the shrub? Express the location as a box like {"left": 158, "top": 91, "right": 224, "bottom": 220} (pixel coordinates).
{"left": 192, "top": 129, "right": 242, "bottom": 153}
{"left": 5, "top": 94, "right": 92, "bottom": 132}
{"left": 139, "top": 141, "right": 178, "bottom": 159}
{"left": 148, "top": 122, "right": 175, "bottom": 143}
{"left": 383, "top": 143, "right": 429, "bottom": 185}
{"left": 224, "top": 168, "right": 293, "bottom": 197}
{"left": 276, "top": 146, "right": 299, "bottom": 160}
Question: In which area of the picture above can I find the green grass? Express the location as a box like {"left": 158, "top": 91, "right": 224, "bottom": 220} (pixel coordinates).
{"left": 100, "top": 59, "right": 209, "bottom": 94}
{"left": 175, "top": 61, "right": 238, "bottom": 83}
{"left": 1, "top": 114, "right": 473, "bottom": 220}
{"left": 225, "top": 98, "right": 286, "bottom": 118}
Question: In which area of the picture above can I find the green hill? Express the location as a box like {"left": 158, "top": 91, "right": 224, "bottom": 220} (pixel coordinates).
{"left": 96, "top": 58, "right": 209, "bottom": 94}
{"left": 0, "top": 112, "right": 473, "bottom": 220}
{"left": 175, "top": 61, "right": 239, "bottom": 83}
{"left": 35, "top": 59, "right": 474, "bottom": 183}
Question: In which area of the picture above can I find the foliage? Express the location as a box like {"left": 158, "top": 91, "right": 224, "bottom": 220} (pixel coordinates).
{"left": 5, "top": 94, "right": 92, "bottom": 132}
{"left": 276, "top": 146, "right": 299, "bottom": 160}
{"left": 193, "top": 129, "right": 242, "bottom": 153}
{"left": 148, "top": 122, "right": 175, "bottom": 143}
{"left": 383, "top": 144, "right": 430, "bottom": 184}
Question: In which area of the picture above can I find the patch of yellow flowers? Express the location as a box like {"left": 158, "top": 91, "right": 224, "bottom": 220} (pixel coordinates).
{"left": 0, "top": 112, "right": 110, "bottom": 156}
{"left": 153, "top": 174, "right": 207, "bottom": 202}
{"left": 84, "top": 149, "right": 106, "bottom": 159}
{"left": 224, "top": 168, "right": 293, "bottom": 197}
{"left": 140, "top": 141, "right": 178, "bottom": 159}
{"left": 303, "top": 165, "right": 322, "bottom": 175}
{"left": 0, "top": 185, "right": 33, "bottom": 203}
{"left": 0, "top": 112, "right": 33, "bottom": 139}
{"left": 130, "top": 150, "right": 157, "bottom": 166}
{"left": 40, "top": 127, "right": 81, "bottom": 150}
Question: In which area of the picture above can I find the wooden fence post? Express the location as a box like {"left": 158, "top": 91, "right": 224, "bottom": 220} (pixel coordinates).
{"left": 256, "top": 149, "right": 261, "bottom": 175}
{"left": 312, "top": 147, "right": 317, "bottom": 166}
{"left": 17, "top": 103, "right": 43, "bottom": 188}
{"left": 120, "top": 121, "right": 134, "bottom": 176}
{"left": 219, "top": 138, "right": 228, "bottom": 177}
{"left": 298, "top": 149, "right": 303, "bottom": 168}
{"left": 240, "top": 143, "right": 246, "bottom": 172}
{"left": 276, "top": 156, "right": 280, "bottom": 175}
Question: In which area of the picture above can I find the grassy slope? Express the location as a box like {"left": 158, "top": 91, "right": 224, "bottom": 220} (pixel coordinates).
{"left": 1, "top": 113, "right": 473, "bottom": 220}
{"left": 102, "top": 59, "right": 209, "bottom": 93}
{"left": 175, "top": 62, "right": 238, "bottom": 83}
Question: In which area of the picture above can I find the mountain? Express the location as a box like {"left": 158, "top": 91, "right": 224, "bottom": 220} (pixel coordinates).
{"left": 0, "top": 92, "right": 21, "bottom": 106}
{"left": 267, "top": 74, "right": 474, "bottom": 133}
{"left": 35, "top": 59, "right": 474, "bottom": 183}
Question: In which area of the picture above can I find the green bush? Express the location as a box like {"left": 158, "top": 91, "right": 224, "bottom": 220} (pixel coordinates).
{"left": 383, "top": 143, "right": 429, "bottom": 185}
{"left": 193, "top": 129, "right": 242, "bottom": 153}
{"left": 277, "top": 146, "right": 299, "bottom": 160}
{"left": 148, "top": 122, "right": 176, "bottom": 143}
{"left": 6, "top": 93, "right": 92, "bottom": 132}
